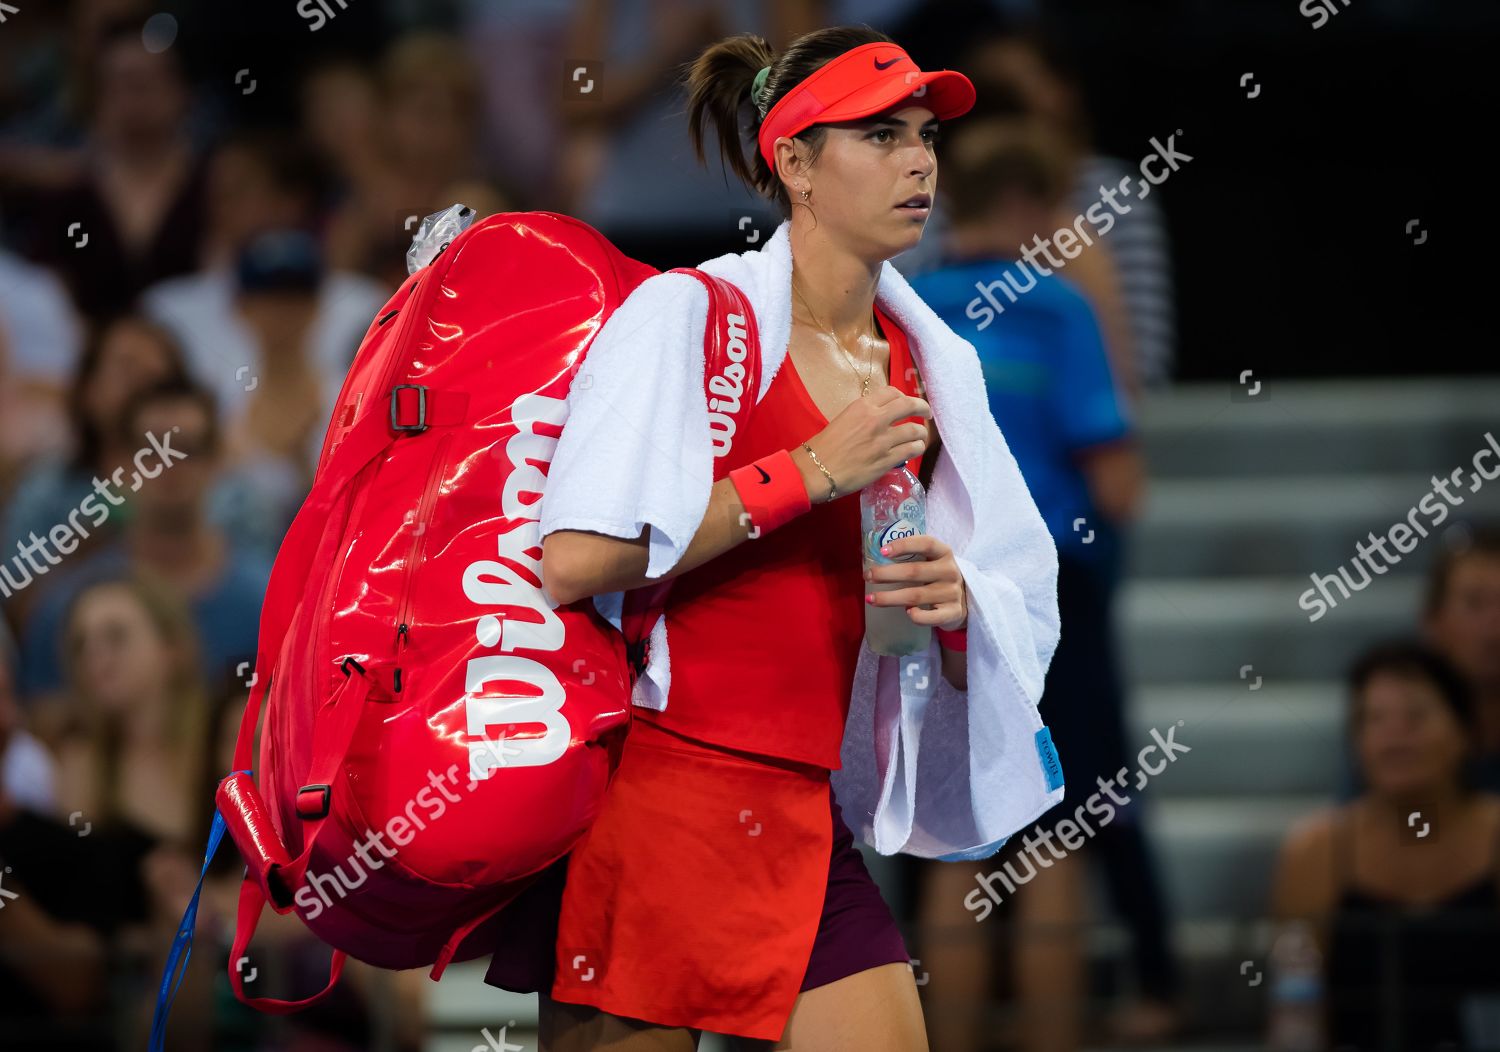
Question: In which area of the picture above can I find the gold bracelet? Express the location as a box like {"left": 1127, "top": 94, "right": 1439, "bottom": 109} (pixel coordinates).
{"left": 802, "top": 441, "right": 837, "bottom": 501}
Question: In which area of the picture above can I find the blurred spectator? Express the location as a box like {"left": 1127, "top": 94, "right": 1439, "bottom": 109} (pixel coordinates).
{"left": 920, "top": 117, "right": 1147, "bottom": 548}
{"left": 323, "top": 32, "right": 498, "bottom": 287}
{"left": 195, "top": 128, "right": 328, "bottom": 272}
{"left": 556, "top": 0, "right": 773, "bottom": 267}
{"left": 141, "top": 682, "right": 366, "bottom": 1051}
{"left": 144, "top": 681, "right": 434, "bottom": 1052}
{"left": 1424, "top": 525, "right": 1500, "bottom": 793}
{"left": 962, "top": 28, "right": 1176, "bottom": 395}
{"left": 11, "top": 17, "right": 209, "bottom": 324}
{"left": 0, "top": 0, "right": 152, "bottom": 194}
{"left": 199, "top": 229, "right": 376, "bottom": 497}
{"left": 0, "top": 618, "right": 58, "bottom": 814}
{"left": 908, "top": 120, "right": 1173, "bottom": 1052}
{"left": 298, "top": 58, "right": 384, "bottom": 207}
{"left": 0, "top": 0, "right": 75, "bottom": 161}
{"left": 140, "top": 131, "right": 387, "bottom": 527}
{"left": 0, "top": 245, "right": 86, "bottom": 481}
{"left": 1, "top": 314, "right": 189, "bottom": 625}
{"left": 51, "top": 572, "right": 208, "bottom": 841}
{"left": 16, "top": 377, "right": 272, "bottom": 715}
{"left": 457, "top": 0, "right": 572, "bottom": 209}
{"left": 1271, "top": 640, "right": 1500, "bottom": 1051}
{"left": 0, "top": 571, "right": 209, "bottom": 1051}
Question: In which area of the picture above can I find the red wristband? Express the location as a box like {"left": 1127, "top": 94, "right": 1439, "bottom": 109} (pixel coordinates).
{"left": 936, "top": 626, "right": 968, "bottom": 651}
{"left": 729, "top": 448, "right": 812, "bottom": 535}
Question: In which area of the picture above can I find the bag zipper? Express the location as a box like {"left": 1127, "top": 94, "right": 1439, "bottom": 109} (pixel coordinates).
{"left": 392, "top": 431, "right": 454, "bottom": 679}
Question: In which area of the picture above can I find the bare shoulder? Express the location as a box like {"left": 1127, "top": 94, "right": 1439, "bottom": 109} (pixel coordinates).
{"left": 1270, "top": 805, "right": 1342, "bottom": 919}
{"left": 1282, "top": 806, "right": 1339, "bottom": 859}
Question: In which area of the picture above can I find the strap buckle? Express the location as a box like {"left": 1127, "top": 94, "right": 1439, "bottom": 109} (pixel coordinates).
{"left": 390, "top": 384, "right": 428, "bottom": 432}
{"left": 295, "top": 784, "right": 331, "bottom": 820}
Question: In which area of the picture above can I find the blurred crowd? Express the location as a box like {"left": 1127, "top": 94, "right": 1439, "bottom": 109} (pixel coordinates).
{"left": 0, "top": 2, "right": 1494, "bottom": 1051}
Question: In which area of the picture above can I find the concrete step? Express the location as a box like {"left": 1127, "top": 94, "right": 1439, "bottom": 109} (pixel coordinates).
{"left": 1126, "top": 473, "right": 1500, "bottom": 578}
{"left": 1117, "top": 574, "right": 1420, "bottom": 684}
{"left": 423, "top": 963, "right": 537, "bottom": 1050}
{"left": 1144, "top": 796, "right": 1316, "bottom": 921}
{"left": 1136, "top": 377, "right": 1500, "bottom": 480}
{"left": 1126, "top": 683, "right": 1345, "bottom": 797}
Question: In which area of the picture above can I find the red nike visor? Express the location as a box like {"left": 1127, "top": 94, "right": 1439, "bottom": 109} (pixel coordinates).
{"left": 757, "top": 41, "right": 976, "bottom": 169}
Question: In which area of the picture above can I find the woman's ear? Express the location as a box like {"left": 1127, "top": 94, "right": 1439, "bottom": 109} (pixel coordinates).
{"left": 773, "top": 136, "right": 809, "bottom": 188}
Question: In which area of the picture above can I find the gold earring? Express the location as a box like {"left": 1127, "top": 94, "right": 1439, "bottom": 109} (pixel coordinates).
{"left": 799, "top": 188, "right": 810, "bottom": 202}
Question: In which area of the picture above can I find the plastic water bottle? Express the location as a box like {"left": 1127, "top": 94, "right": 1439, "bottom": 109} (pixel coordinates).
{"left": 860, "top": 465, "right": 932, "bottom": 656}
{"left": 1267, "top": 920, "right": 1325, "bottom": 1051}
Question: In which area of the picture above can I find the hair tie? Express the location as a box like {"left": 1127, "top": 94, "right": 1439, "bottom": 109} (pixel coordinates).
{"left": 751, "top": 64, "right": 772, "bottom": 115}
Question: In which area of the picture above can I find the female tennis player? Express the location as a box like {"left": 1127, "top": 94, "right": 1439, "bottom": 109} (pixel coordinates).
{"left": 490, "top": 24, "right": 1063, "bottom": 1051}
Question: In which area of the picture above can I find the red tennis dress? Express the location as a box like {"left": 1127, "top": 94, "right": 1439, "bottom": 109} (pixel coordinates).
{"left": 542, "top": 305, "right": 924, "bottom": 1039}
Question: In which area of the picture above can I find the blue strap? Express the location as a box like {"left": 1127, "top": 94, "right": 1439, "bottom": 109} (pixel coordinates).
{"left": 148, "top": 770, "right": 251, "bottom": 1051}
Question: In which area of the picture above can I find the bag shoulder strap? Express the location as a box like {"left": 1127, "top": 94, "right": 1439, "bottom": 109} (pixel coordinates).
{"left": 618, "top": 268, "right": 761, "bottom": 678}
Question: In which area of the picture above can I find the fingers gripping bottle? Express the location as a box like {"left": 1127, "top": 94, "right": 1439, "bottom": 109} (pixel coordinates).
{"left": 861, "top": 465, "right": 932, "bottom": 656}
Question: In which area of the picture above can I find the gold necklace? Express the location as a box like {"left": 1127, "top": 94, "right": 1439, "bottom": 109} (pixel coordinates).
{"left": 791, "top": 276, "right": 877, "bottom": 396}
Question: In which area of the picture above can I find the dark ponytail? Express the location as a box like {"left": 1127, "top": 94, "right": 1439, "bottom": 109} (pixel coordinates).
{"left": 684, "top": 25, "right": 894, "bottom": 214}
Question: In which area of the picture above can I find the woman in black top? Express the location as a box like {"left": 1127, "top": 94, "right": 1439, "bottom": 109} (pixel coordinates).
{"left": 1270, "top": 641, "right": 1500, "bottom": 1051}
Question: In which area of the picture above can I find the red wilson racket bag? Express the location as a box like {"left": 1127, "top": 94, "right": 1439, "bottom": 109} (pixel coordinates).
{"left": 149, "top": 210, "right": 762, "bottom": 1041}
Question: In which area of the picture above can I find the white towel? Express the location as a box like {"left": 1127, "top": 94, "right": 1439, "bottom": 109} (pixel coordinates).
{"left": 539, "top": 218, "right": 1063, "bottom": 858}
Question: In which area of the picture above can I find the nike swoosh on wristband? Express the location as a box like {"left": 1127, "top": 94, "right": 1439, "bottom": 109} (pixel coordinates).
{"left": 755, "top": 464, "right": 771, "bottom": 483}
{"left": 873, "top": 56, "right": 901, "bottom": 70}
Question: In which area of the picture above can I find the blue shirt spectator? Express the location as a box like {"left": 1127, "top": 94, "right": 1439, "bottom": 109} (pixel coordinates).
{"left": 910, "top": 258, "right": 1132, "bottom": 564}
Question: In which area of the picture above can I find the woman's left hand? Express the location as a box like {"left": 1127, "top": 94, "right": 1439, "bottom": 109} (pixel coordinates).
{"left": 864, "top": 535, "right": 968, "bottom": 632}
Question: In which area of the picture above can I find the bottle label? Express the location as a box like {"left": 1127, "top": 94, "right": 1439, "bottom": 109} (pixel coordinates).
{"left": 866, "top": 500, "right": 925, "bottom": 565}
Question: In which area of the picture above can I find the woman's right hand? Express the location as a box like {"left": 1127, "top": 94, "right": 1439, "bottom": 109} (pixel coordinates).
{"left": 798, "top": 386, "right": 931, "bottom": 500}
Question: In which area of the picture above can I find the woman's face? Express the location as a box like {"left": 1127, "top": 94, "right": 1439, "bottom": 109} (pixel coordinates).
{"left": 302, "top": 66, "right": 379, "bottom": 171}
{"left": 1356, "top": 671, "right": 1469, "bottom": 798}
{"left": 92, "top": 39, "right": 189, "bottom": 145}
{"left": 387, "top": 77, "right": 473, "bottom": 170}
{"left": 65, "top": 584, "right": 173, "bottom": 715}
{"left": 85, "top": 321, "right": 177, "bottom": 438}
{"left": 795, "top": 104, "right": 939, "bottom": 261}
{"left": 1427, "top": 554, "right": 1500, "bottom": 689}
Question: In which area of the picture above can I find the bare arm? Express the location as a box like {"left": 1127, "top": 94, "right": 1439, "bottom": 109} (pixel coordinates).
{"left": 0, "top": 792, "right": 107, "bottom": 1016}
{"left": 543, "top": 445, "right": 828, "bottom": 606}
{"left": 1076, "top": 439, "right": 1145, "bottom": 524}
{"left": 0, "top": 873, "right": 108, "bottom": 1015}
{"left": 1270, "top": 809, "right": 1337, "bottom": 933}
